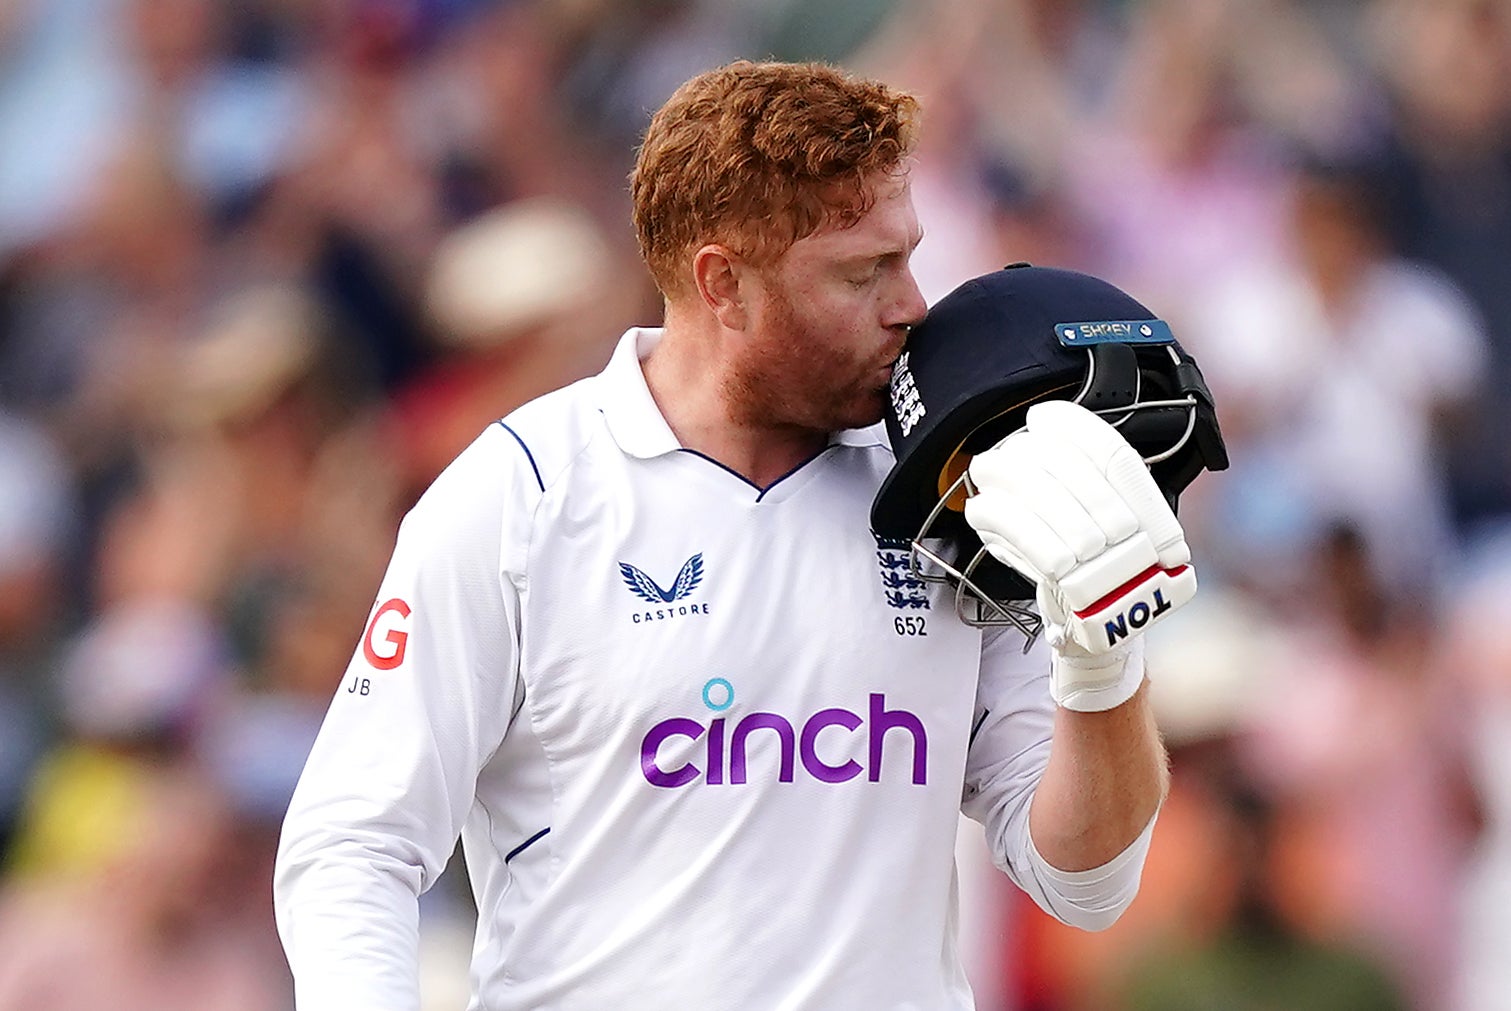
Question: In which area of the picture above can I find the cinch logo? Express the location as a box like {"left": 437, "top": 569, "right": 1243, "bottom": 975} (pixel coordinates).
{"left": 621, "top": 553, "right": 711, "bottom": 624}
{"left": 640, "top": 678, "right": 928, "bottom": 788}
{"left": 1102, "top": 588, "right": 1174, "bottom": 648}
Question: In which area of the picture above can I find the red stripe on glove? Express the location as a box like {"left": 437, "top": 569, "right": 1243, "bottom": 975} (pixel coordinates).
{"left": 1073, "top": 563, "right": 1191, "bottom": 619}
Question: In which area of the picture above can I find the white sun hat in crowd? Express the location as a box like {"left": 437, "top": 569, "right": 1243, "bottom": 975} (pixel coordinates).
{"left": 176, "top": 283, "right": 327, "bottom": 428}
{"left": 425, "top": 197, "right": 612, "bottom": 347}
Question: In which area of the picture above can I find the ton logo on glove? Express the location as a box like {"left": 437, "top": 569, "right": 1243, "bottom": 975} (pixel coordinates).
{"left": 871, "top": 265, "right": 1228, "bottom": 711}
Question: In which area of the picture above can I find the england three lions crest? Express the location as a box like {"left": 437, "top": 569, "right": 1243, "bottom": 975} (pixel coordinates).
{"left": 874, "top": 536, "right": 928, "bottom": 610}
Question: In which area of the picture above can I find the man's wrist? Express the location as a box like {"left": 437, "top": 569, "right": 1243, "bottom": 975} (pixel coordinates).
{"left": 1051, "top": 636, "right": 1146, "bottom": 712}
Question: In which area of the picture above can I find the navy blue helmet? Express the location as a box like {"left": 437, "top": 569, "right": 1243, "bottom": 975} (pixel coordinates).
{"left": 869, "top": 264, "right": 1228, "bottom": 640}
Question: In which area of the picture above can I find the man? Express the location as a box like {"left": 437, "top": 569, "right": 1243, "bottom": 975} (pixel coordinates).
{"left": 275, "top": 61, "right": 1171, "bottom": 1009}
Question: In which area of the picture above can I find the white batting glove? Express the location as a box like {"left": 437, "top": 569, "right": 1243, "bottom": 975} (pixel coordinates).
{"left": 963, "top": 400, "right": 1197, "bottom": 712}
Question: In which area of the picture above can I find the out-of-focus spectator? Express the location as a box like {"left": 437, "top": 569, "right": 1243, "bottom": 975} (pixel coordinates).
{"left": 0, "top": 414, "right": 75, "bottom": 859}
{"left": 978, "top": 158, "right": 1090, "bottom": 276}
{"left": 88, "top": 282, "right": 397, "bottom": 690}
{"left": 389, "top": 196, "right": 627, "bottom": 496}
{"left": 1239, "top": 523, "right": 1480, "bottom": 1010}
{"left": 557, "top": 0, "right": 744, "bottom": 162}
{"left": 5, "top": 598, "right": 228, "bottom": 880}
{"left": 1, "top": 130, "right": 211, "bottom": 437}
{"left": 1438, "top": 538, "right": 1511, "bottom": 1011}
{"left": 0, "top": 764, "right": 289, "bottom": 1011}
{"left": 1368, "top": 0, "right": 1511, "bottom": 528}
{"left": 1061, "top": 0, "right": 1297, "bottom": 310}
{"left": 0, "top": 0, "right": 131, "bottom": 257}
{"left": 1115, "top": 779, "right": 1410, "bottom": 1011}
{"left": 1185, "top": 156, "right": 1488, "bottom": 601}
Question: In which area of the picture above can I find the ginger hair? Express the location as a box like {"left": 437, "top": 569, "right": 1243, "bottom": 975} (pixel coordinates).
{"left": 631, "top": 60, "right": 920, "bottom": 296}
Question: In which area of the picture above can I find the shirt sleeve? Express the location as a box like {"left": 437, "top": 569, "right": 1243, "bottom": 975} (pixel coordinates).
{"left": 274, "top": 425, "right": 531, "bottom": 1010}
{"left": 961, "top": 629, "right": 1154, "bottom": 931}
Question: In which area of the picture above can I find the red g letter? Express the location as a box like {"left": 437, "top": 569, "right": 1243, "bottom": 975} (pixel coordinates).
{"left": 362, "top": 598, "right": 411, "bottom": 670}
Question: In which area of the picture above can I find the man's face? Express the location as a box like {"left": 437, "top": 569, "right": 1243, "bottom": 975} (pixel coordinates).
{"left": 727, "top": 171, "right": 927, "bottom": 433}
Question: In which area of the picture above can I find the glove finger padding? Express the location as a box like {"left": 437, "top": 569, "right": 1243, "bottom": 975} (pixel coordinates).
{"left": 966, "top": 401, "right": 1197, "bottom": 663}
{"left": 963, "top": 490, "right": 1057, "bottom": 582}
{"left": 1027, "top": 401, "right": 1190, "bottom": 570}
{"left": 973, "top": 419, "right": 1141, "bottom": 546}
{"left": 967, "top": 435, "right": 1109, "bottom": 569}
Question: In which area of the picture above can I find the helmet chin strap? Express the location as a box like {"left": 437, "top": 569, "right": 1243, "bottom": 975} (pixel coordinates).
{"left": 1072, "top": 342, "right": 1140, "bottom": 418}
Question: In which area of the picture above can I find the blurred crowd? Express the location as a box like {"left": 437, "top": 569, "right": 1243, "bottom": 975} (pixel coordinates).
{"left": 1, "top": 0, "right": 1509, "bottom": 1008}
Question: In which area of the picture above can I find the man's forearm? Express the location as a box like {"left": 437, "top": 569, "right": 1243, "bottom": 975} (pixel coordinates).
{"left": 1027, "top": 679, "right": 1167, "bottom": 872}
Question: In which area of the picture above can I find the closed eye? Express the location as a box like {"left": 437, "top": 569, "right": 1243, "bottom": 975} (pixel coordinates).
{"left": 841, "top": 230, "right": 921, "bottom": 285}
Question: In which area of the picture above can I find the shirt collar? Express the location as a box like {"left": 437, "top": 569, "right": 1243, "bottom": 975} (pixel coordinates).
{"left": 597, "top": 327, "right": 681, "bottom": 459}
{"left": 595, "top": 326, "right": 889, "bottom": 458}
{"left": 831, "top": 422, "right": 887, "bottom": 448}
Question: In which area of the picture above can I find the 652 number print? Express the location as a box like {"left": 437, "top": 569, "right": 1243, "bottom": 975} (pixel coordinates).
{"left": 894, "top": 616, "right": 927, "bottom": 637}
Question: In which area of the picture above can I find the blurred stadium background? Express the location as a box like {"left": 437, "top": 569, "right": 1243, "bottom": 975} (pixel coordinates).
{"left": 1, "top": 0, "right": 1510, "bottom": 1008}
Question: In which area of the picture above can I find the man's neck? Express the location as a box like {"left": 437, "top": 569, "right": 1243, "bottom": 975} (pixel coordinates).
{"left": 641, "top": 318, "right": 827, "bottom": 489}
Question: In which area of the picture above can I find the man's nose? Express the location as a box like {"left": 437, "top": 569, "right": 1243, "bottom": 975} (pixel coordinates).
{"left": 893, "top": 269, "right": 928, "bottom": 330}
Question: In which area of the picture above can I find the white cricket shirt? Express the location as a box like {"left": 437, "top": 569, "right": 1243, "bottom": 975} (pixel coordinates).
{"left": 275, "top": 328, "right": 1154, "bottom": 1011}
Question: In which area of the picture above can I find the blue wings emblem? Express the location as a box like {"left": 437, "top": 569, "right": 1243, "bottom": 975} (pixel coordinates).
{"left": 619, "top": 553, "right": 704, "bottom": 604}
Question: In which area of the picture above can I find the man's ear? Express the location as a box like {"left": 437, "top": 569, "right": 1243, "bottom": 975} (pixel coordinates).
{"left": 691, "top": 244, "right": 748, "bottom": 330}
